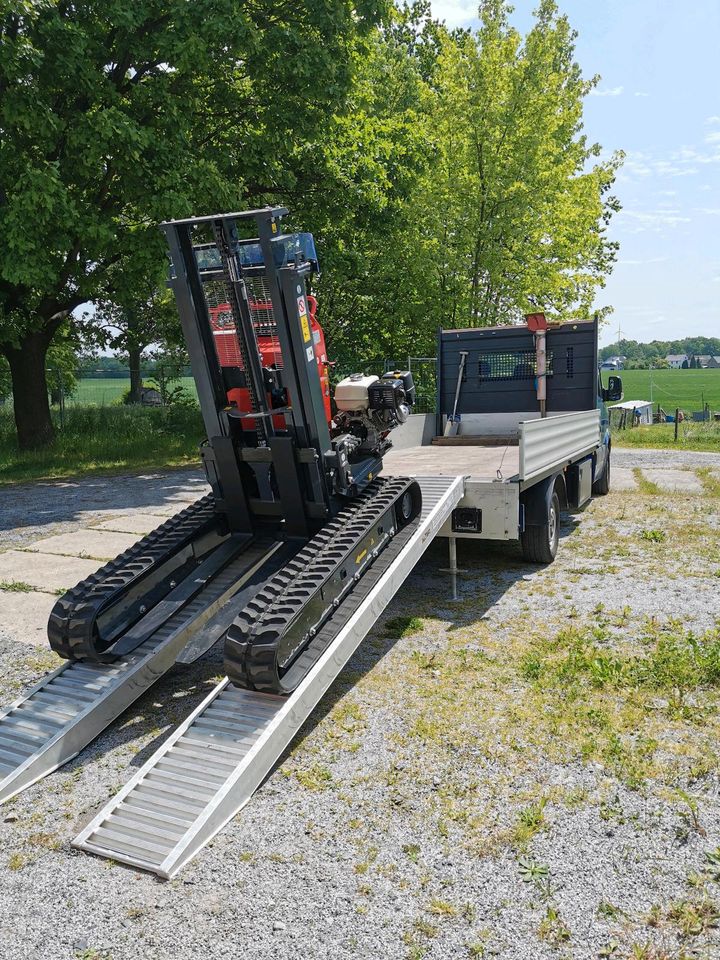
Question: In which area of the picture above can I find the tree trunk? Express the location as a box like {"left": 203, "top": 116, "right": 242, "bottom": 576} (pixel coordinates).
{"left": 5, "top": 332, "right": 55, "bottom": 450}
{"left": 128, "top": 345, "right": 143, "bottom": 403}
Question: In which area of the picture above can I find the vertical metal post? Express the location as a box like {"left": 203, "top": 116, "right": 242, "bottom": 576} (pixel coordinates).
{"left": 448, "top": 536, "right": 458, "bottom": 601}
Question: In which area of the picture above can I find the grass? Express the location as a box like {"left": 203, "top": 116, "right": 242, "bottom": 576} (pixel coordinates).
{"left": 0, "top": 404, "right": 204, "bottom": 483}
{"left": 618, "top": 368, "right": 720, "bottom": 412}
{"left": 614, "top": 420, "right": 720, "bottom": 452}
{"left": 64, "top": 376, "right": 198, "bottom": 406}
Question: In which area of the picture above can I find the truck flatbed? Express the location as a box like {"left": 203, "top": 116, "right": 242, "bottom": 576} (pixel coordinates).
{"left": 383, "top": 443, "right": 520, "bottom": 480}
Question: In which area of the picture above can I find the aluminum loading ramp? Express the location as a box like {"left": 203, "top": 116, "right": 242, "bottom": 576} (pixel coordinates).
{"left": 73, "top": 475, "right": 463, "bottom": 878}
{"left": 0, "top": 540, "right": 283, "bottom": 805}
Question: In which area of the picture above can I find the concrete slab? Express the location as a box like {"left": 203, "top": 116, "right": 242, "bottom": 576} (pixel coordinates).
{"left": 142, "top": 499, "right": 200, "bottom": 517}
{"left": 0, "top": 590, "right": 58, "bottom": 647}
{"left": 644, "top": 468, "right": 703, "bottom": 493}
{"left": 0, "top": 550, "right": 100, "bottom": 592}
{"left": 92, "top": 513, "right": 167, "bottom": 536}
{"left": 612, "top": 467, "right": 637, "bottom": 491}
{"left": 24, "top": 529, "right": 139, "bottom": 560}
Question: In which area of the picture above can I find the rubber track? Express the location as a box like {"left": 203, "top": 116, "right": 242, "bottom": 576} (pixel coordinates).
{"left": 224, "top": 477, "right": 419, "bottom": 694}
{"left": 48, "top": 495, "right": 221, "bottom": 661}
{"left": 281, "top": 511, "right": 419, "bottom": 690}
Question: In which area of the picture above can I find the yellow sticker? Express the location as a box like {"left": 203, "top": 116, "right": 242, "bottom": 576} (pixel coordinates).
{"left": 355, "top": 548, "right": 368, "bottom": 565}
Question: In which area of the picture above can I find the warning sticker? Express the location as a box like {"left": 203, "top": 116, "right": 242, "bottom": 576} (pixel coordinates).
{"left": 298, "top": 296, "right": 311, "bottom": 342}
{"left": 306, "top": 346, "right": 314, "bottom": 362}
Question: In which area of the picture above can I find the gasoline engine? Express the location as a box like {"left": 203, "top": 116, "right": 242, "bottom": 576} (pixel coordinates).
{"left": 333, "top": 370, "right": 415, "bottom": 454}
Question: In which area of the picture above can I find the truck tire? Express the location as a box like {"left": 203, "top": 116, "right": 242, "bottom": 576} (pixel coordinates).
{"left": 521, "top": 490, "right": 560, "bottom": 564}
{"left": 592, "top": 448, "right": 611, "bottom": 496}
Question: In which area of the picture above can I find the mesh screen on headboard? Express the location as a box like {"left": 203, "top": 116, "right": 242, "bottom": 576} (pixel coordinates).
{"left": 438, "top": 321, "right": 597, "bottom": 415}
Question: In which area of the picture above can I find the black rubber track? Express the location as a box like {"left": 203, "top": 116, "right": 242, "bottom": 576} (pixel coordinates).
{"left": 224, "top": 477, "right": 421, "bottom": 694}
{"left": 48, "top": 495, "right": 224, "bottom": 661}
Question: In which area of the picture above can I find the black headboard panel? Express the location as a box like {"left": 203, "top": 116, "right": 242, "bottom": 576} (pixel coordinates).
{"left": 437, "top": 320, "right": 598, "bottom": 416}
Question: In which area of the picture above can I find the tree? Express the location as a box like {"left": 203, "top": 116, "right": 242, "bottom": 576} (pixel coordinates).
{"left": 84, "top": 285, "right": 181, "bottom": 403}
{"left": 287, "top": 3, "right": 440, "bottom": 367}
{"left": 408, "top": 0, "right": 622, "bottom": 328}
{"left": 0, "top": 0, "right": 387, "bottom": 448}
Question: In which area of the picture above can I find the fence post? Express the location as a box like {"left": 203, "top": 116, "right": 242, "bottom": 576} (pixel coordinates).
{"left": 674, "top": 408, "right": 679, "bottom": 442}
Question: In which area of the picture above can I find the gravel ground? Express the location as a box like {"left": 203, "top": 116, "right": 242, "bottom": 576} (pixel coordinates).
{"left": 1, "top": 451, "right": 719, "bottom": 960}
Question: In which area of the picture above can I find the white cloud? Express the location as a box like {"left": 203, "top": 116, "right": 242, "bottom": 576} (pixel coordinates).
{"left": 704, "top": 131, "right": 720, "bottom": 144}
{"left": 634, "top": 91, "right": 649, "bottom": 97}
{"left": 705, "top": 115, "right": 720, "bottom": 124}
{"left": 428, "top": 0, "right": 478, "bottom": 27}
{"left": 618, "top": 256, "right": 670, "bottom": 265}
{"left": 696, "top": 207, "right": 720, "bottom": 215}
{"left": 590, "top": 85, "right": 624, "bottom": 97}
{"left": 620, "top": 209, "right": 692, "bottom": 229}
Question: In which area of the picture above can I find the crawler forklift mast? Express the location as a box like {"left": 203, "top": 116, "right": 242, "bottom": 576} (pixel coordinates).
{"left": 47, "top": 207, "right": 421, "bottom": 695}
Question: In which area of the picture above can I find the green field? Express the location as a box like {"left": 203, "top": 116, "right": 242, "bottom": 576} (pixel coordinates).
{"left": 66, "top": 377, "right": 198, "bottom": 406}
{"left": 613, "top": 368, "right": 720, "bottom": 414}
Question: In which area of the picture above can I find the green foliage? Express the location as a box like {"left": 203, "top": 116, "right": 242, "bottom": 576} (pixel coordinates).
{"left": 406, "top": 0, "right": 620, "bottom": 327}
{"left": 600, "top": 338, "right": 720, "bottom": 365}
{"left": 0, "top": 0, "right": 388, "bottom": 441}
{"left": 0, "top": 0, "right": 620, "bottom": 446}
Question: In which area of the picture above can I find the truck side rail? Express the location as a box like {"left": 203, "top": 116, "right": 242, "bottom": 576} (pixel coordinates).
{"left": 519, "top": 410, "right": 600, "bottom": 483}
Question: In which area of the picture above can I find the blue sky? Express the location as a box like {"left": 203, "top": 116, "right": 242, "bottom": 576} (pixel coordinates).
{"left": 429, "top": 0, "right": 720, "bottom": 346}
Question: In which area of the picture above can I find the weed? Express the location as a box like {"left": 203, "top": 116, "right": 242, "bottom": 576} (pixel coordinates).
{"left": 402, "top": 843, "right": 421, "bottom": 863}
{"left": 666, "top": 896, "right": 720, "bottom": 936}
{"left": 518, "top": 857, "right": 548, "bottom": 883}
{"left": 427, "top": 898, "right": 459, "bottom": 917}
{"left": 696, "top": 467, "right": 720, "bottom": 498}
{"left": 705, "top": 846, "right": 720, "bottom": 880}
{"left": 538, "top": 905, "right": 571, "bottom": 945}
{"left": 640, "top": 528, "right": 666, "bottom": 543}
{"left": 28, "top": 832, "right": 62, "bottom": 851}
{"left": 8, "top": 852, "right": 26, "bottom": 870}
{"left": 295, "top": 763, "right": 333, "bottom": 791}
{"left": 413, "top": 919, "right": 438, "bottom": 938}
{"left": 384, "top": 616, "right": 424, "bottom": 639}
{"left": 0, "top": 580, "right": 34, "bottom": 592}
{"left": 512, "top": 798, "right": 547, "bottom": 846}
{"left": 633, "top": 468, "right": 661, "bottom": 495}
{"left": 598, "top": 900, "right": 624, "bottom": 919}
{"left": 674, "top": 788, "right": 704, "bottom": 835}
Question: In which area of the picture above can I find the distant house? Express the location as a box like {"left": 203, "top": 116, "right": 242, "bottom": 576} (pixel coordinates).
{"left": 695, "top": 355, "right": 720, "bottom": 369}
{"left": 666, "top": 354, "right": 689, "bottom": 368}
{"left": 600, "top": 355, "right": 625, "bottom": 370}
{"left": 708, "top": 357, "right": 720, "bottom": 369}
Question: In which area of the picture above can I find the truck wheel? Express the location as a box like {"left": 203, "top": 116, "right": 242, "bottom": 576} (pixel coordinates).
{"left": 592, "top": 450, "right": 611, "bottom": 496}
{"left": 521, "top": 490, "right": 560, "bottom": 564}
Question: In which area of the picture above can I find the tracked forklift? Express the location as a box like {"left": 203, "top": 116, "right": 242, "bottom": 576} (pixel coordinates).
{"left": 48, "top": 207, "right": 421, "bottom": 695}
